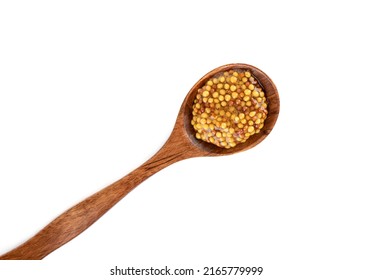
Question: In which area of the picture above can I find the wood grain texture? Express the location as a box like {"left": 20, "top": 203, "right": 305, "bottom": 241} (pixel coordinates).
{"left": 0, "top": 63, "right": 279, "bottom": 260}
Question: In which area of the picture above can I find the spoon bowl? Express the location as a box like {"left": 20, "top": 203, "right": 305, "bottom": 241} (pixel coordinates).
{"left": 181, "top": 63, "right": 279, "bottom": 155}
{"left": 0, "top": 63, "right": 279, "bottom": 260}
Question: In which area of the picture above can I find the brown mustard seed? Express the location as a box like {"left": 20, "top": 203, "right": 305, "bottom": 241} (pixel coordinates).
{"left": 191, "top": 69, "right": 268, "bottom": 149}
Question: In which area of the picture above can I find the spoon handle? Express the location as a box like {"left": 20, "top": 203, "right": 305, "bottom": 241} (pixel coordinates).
{"left": 0, "top": 130, "right": 198, "bottom": 260}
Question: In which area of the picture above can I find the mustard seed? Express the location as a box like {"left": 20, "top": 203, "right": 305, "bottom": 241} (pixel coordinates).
{"left": 252, "top": 90, "right": 259, "bottom": 97}
{"left": 230, "top": 76, "right": 238, "bottom": 83}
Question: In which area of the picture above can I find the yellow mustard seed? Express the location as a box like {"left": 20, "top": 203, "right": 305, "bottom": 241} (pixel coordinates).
{"left": 249, "top": 111, "right": 256, "bottom": 117}
{"left": 248, "top": 84, "right": 255, "bottom": 90}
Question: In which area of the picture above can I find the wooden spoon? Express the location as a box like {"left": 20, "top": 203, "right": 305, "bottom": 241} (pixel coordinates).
{"left": 0, "top": 63, "right": 280, "bottom": 260}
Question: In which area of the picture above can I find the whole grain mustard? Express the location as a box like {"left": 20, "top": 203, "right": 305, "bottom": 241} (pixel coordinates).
{"left": 191, "top": 69, "right": 268, "bottom": 149}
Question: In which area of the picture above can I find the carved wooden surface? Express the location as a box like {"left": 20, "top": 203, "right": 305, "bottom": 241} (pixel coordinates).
{"left": 0, "top": 63, "right": 279, "bottom": 260}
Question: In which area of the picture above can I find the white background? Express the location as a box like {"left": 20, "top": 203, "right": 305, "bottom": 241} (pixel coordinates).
{"left": 0, "top": 0, "right": 371, "bottom": 279}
